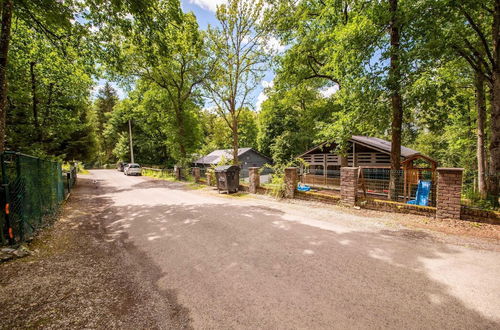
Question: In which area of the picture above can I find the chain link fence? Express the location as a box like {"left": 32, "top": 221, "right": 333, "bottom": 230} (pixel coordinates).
{"left": 359, "top": 168, "right": 436, "bottom": 206}
{"left": 0, "top": 152, "right": 76, "bottom": 245}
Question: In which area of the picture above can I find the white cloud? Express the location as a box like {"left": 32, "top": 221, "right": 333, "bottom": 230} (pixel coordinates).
{"left": 256, "top": 91, "right": 268, "bottom": 111}
{"left": 256, "top": 79, "right": 274, "bottom": 110}
{"left": 319, "top": 85, "right": 339, "bottom": 98}
{"left": 188, "top": 0, "right": 226, "bottom": 12}
{"left": 264, "top": 36, "right": 285, "bottom": 54}
{"left": 261, "top": 80, "right": 274, "bottom": 89}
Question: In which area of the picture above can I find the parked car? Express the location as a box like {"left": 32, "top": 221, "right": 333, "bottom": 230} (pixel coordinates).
{"left": 117, "top": 162, "right": 128, "bottom": 172}
{"left": 124, "top": 163, "right": 142, "bottom": 176}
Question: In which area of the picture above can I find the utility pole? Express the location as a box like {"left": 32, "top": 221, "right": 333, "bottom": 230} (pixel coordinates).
{"left": 128, "top": 119, "right": 134, "bottom": 163}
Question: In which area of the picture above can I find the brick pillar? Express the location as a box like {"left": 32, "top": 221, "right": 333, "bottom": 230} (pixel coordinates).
{"left": 249, "top": 167, "right": 260, "bottom": 194}
{"left": 284, "top": 167, "right": 298, "bottom": 198}
{"left": 340, "top": 167, "right": 359, "bottom": 207}
{"left": 436, "top": 168, "right": 463, "bottom": 219}
{"left": 174, "top": 166, "right": 182, "bottom": 180}
{"left": 192, "top": 167, "right": 200, "bottom": 183}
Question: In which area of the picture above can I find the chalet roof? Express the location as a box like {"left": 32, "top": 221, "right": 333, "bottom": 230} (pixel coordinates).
{"left": 297, "top": 135, "right": 421, "bottom": 159}
{"left": 194, "top": 148, "right": 270, "bottom": 165}
{"left": 350, "top": 136, "right": 419, "bottom": 158}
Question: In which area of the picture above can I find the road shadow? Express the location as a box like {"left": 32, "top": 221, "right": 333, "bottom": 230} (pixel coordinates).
{"left": 69, "top": 178, "right": 193, "bottom": 328}
{"left": 96, "top": 195, "right": 499, "bottom": 329}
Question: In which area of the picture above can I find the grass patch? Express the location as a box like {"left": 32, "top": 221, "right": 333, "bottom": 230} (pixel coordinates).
{"left": 187, "top": 182, "right": 206, "bottom": 190}
{"left": 218, "top": 191, "right": 250, "bottom": 199}
{"left": 142, "top": 169, "right": 176, "bottom": 181}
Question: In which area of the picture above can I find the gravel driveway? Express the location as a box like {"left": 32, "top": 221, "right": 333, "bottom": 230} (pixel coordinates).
{"left": 1, "top": 169, "right": 499, "bottom": 329}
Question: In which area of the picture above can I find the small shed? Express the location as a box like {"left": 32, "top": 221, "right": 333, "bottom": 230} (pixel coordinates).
{"left": 193, "top": 148, "right": 272, "bottom": 177}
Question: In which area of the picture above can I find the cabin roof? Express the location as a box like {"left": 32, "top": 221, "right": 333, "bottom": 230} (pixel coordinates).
{"left": 350, "top": 135, "right": 420, "bottom": 158}
{"left": 297, "top": 135, "right": 421, "bottom": 159}
{"left": 194, "top": 148, "right": 271, "bottom": 165}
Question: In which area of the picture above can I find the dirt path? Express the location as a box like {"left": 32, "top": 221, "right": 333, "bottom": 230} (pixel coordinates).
{"left": 0, "top": 178, "right": 190, "bottom": 330}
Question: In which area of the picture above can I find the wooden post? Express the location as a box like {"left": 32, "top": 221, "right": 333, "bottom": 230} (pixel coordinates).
{"left": 174, "top": 166, "right": 182, "bottom": 181}
{"left": 353, "top": 142, "right": 357, "bottom": 167}
{"left": 323, "top": 154, "right": 327, "bottom": 186}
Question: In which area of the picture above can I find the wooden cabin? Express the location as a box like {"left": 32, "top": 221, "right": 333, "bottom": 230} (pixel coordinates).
{"left": 297, "top": 136, "right": 438, "bottom": 204}
{"left": 297, "top": 136, "right": 427, "bottom": 169}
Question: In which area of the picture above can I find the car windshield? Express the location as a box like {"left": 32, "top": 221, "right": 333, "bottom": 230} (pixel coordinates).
{"left": 129, "top": 164, "right": 140, "bottom": 168}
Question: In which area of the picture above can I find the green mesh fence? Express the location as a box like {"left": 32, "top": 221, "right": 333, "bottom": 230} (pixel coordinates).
{"left": 0, "top": 152, "right": 75, "bottom": 245}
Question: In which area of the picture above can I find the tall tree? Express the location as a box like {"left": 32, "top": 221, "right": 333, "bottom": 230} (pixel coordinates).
{"left": 0, "top": 0, "right": 12, "bottom": 151}
{"left": 122, "top": 3, "right": 210, "bottom": 162}
{"left": 93, "top": 83, "right": 118, "bottom": 163}
{"left": 205, "top": 0, "right": 268, "bottom": 165}
{"left": 475, "top": 68, "right": 488, "bottom": 196}
{"left": 0, "top": 0, "right": 78, "bottom": 151}
{"left": 388, "top": 0, "right": 403, "bottom": 200}
{"left": 430, "top": 0, "right": 499, "bottom": 203}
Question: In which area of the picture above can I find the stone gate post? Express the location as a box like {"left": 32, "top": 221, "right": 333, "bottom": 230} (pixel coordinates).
{"left": 340, "top": 167, "right": 359, "bottom": 207}
{"left": 436, "top": 168, "right": 463, "bottom": 220}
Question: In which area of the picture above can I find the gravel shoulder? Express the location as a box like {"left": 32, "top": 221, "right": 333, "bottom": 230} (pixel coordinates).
{"left": 0, "top": 178, "right": 191, "bottom": 330}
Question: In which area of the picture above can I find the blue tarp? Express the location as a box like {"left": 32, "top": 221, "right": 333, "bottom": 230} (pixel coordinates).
{"left": 297, "top": 183, "right": 311, "bottom": 192}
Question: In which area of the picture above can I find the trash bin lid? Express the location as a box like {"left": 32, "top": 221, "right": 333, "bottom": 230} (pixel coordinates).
{"left": 214, "top": 165, "right": 240, "bottom": 172}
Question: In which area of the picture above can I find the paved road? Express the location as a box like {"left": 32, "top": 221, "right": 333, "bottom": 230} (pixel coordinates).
{"left": 87, "top": 170, "right": 500, "bottom": 329}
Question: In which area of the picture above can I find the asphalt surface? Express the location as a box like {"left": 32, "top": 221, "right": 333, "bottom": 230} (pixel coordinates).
{"left": 87, "top": 170, "right": 500, "bottom": 329}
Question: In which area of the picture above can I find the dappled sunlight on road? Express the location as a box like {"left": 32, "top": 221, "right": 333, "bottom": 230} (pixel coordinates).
{"left": 83, "top": 170, "right": 500, "bottom": 329}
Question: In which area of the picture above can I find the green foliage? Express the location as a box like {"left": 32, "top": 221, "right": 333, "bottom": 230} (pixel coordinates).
{"left": 142, "top": 168, "right": 176, "bottom": 181}
{"left": 261, "top": 158, "right": 307, "bottom": 199}
{"left": 6, "top": 18, "right": 96, "bottom": 161}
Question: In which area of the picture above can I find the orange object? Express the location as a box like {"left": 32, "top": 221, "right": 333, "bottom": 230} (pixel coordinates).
{"left": 8, "top": 227, "right": 13, "bottom": 239}
{"left": 5, "top": 203, "right": 9, "bottom": 215}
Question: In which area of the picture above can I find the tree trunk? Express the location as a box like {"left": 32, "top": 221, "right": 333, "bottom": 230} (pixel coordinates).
{"left": 340, "top": 155, "right": 348, "bottom": 167}
{"left": 43, "top": 82, "right": 54, "bottom": 127}
{"left": 232, "top": 113, "right": 239, "bottom": 165}
{"left": 175, "top": 106, "right": 187, "bottom": 160}
{"left": 30, "top": 61, "right": 41, "bottom": 141}
{"left": 475, "top": 69, "right": 487, "bottom": 198}
{"left": 488, "top": 0, "right": 500, "bottom": 205}
{"left": 0, "top": 0, "right": 13, "bottom": 151}
{"left": 388, "top": 0, "right": 403, "bottom": 201}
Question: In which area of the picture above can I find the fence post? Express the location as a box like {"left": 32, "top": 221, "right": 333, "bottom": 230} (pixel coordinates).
{"left": 174, "top": 166, "right": 182, "bottom": 181}
{"left": 436, "top": 168, "right": 463, "bottom": 220}
{"left": 2, "top": 183, "right": 15, "bottom": 244}
{"left": 193, "top": 167, "right": 200, "bottom": 183}
{"left": 284, "top": 167, "right": 298, "bottom": 198}
{"left": 341, "top": 167, "right": 359, "bottom": 207}
{"left": 206, "top": 170, "right": 213, "bottom": 186}
{"left": 66, "top": 172, "right": 71, "bottom": 195}
{"left": 249, "top": 167, "right": 260, "bottom": 194}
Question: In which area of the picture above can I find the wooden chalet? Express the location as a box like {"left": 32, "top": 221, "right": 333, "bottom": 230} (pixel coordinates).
{"left": 297, "top": 136, "right": 438, "bottom": 203}
{"left": 297, "top": 135, "right": 433, "bottom": 169}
